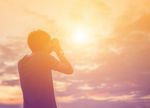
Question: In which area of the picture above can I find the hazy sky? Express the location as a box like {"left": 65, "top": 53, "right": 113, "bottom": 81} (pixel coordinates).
{"left": 0, "top": 0, "right": 150, "bottom": 108}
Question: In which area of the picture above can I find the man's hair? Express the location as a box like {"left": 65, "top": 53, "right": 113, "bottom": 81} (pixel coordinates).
{"left": 28, "top": 30, "right": 51, "bottom": 52}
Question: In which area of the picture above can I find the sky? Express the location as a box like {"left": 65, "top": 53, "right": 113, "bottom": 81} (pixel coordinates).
{"left": 0, "top": 0, "right": 150, "bottom": 108}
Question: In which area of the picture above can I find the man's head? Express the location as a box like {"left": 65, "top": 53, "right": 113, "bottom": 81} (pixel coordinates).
{"left": 28, "top": 30, "right": 52, "bottom": 53}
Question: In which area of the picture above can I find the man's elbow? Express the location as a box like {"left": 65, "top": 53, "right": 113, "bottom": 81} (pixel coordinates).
{"left": 65, "top": 67, "right": 73, "bottom": 74}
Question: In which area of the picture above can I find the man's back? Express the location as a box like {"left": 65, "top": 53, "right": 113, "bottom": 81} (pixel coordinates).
{"left": 18, "top": 53, "right": 57, "bottom": 108}
{"left": 18, "top": 30, "right": 73, "bottom": 108}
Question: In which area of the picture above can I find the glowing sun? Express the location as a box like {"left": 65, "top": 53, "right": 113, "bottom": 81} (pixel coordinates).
{"left": 71, "top": 27, "right": 91, "bottom": 44}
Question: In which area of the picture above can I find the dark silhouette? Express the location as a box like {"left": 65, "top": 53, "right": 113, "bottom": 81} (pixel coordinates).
{"left": 18, "top": 30, "right": 73, "bottom": 108}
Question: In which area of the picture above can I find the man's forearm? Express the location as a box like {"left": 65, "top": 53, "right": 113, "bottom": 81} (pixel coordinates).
{"left": 56, "top": 51, "right": 73, "bottom": 74}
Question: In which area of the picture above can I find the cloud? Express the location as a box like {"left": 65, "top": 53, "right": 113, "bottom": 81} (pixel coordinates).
{"left": 77, "top": 84, "right": 94, "bottom": 91}
{"left": 74, "top": 63, "right": 101, "bottom": 72}
{"left": 87, "top": 94, "right": 136, "bottom": 102}
{"left": 56, "top": 96, "right": 76, "bottom": 103}
{"left": 0, "top": 85, "right": 22, "bottom": 105}
{"left": 54, "top": 80, "right": 72, "bottom": 92}
{"left": 1, "top": 79, "right": 19, "bottom": 87}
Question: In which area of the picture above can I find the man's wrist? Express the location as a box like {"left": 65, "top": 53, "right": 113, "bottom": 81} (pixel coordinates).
{"left": 56, "top": 50, "right": 64, "bottom": 56}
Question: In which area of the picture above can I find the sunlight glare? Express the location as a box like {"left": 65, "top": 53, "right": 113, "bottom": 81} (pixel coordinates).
{"left": 71, "top": 27, "right": 91, "bottom": 44}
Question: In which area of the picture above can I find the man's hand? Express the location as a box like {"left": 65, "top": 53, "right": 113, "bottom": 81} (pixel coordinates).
{"left": 52, "top": 38, "right": 62, "bottom": 54}
{"left": 51, "top": 38, "right": 73, "bottom": 74}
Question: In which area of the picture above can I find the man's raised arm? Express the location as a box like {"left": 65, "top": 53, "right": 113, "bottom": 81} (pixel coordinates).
{"left": 50, "top": 39, "right": 73, "bottom": 74}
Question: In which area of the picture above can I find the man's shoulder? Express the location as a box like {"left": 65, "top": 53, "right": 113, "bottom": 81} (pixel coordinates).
{"left": 18, "top": 55, "right": 29, "bottom": 65}
{"left": 18, "top": 53, "right": 57, "bottom": 65}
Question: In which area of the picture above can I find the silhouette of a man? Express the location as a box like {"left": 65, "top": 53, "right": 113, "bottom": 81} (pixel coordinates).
{"left": 18, "top": 30, "right": 73, "bottom": 108}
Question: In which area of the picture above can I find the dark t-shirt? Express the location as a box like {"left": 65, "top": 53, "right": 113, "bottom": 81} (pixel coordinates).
{"left": 18, "top": 53, "right": 59, "bottom": 108}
